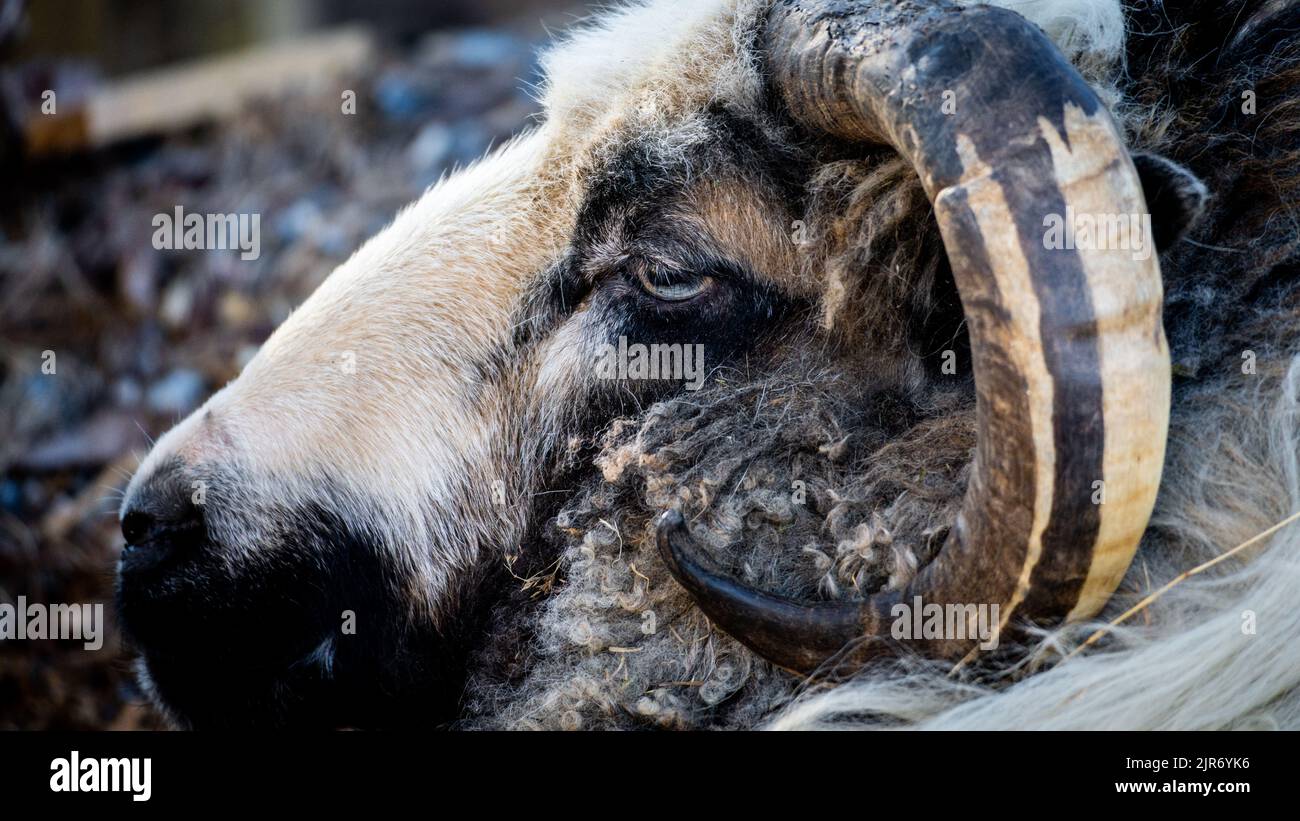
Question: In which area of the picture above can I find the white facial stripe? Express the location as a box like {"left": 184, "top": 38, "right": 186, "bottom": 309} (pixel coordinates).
{"left": 122, "top": 0, "right": 769, "bottom": 613}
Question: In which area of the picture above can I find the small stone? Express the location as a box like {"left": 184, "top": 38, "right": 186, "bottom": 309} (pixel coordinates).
{"left": 218, "top": 291, "right": 256, "bottom": 327}
{"left": 274, "top": 198, "right": 325, "bottom": 244}
{"left": 158, "top": 278, "right": 194, "bottom": 329}
{"left": 117, "top": 248, "right": 159, "bottom": 314}
{"left": 112, "top": 378, "right": 143, "bottom": 407}
{"left": 146, "top": 369, "right": 205, "bottom": 416}
{"left": 407, "top": 122, "right": 454, "bottom": 174}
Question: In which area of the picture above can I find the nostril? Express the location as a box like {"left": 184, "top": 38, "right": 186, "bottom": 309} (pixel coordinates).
{"left": 120, "top": 458, "right": 208, "bottom": 562}
{"left": 120, "top": 494, "right": 204, "bottom": 555}
{"left": 121, "top": 510, "right": 157, "bottom": 546}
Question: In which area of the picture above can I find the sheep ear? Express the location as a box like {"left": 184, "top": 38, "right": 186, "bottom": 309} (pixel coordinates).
{"left": 1132, "top": 151, "right": 1209, "bottom": 250}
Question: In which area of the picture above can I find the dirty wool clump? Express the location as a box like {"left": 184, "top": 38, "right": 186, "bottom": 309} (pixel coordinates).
{"left": 463, "top": 362, "right": 974, "bottom": 729}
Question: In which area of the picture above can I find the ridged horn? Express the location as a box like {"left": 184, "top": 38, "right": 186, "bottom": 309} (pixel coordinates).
{"left": 657, "top": 0, "right": 1170, "bottom": 673}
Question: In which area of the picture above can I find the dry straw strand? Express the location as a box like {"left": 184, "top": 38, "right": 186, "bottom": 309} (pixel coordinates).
{"left": 1065, "top": 509, "right": 1300, "bottom": 660}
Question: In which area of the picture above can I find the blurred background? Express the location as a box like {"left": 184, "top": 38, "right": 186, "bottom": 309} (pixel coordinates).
{"left": 0, "top": 0, "right": 585, "bottom": 729}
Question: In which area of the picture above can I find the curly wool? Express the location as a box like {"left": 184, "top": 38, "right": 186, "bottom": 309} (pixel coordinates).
{"left": 775, "top": 344, "right": 1300, "bottom": 730}
{"left": 462, "top": 357, "right": 974, "bottom": 729}
{"left": 463, "top": 0, "right": 1300, "bottom": 730}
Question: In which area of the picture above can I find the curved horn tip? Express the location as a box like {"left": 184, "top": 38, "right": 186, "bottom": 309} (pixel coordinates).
{"left": 653, "top": 506, "right": 886, "bottom": 675}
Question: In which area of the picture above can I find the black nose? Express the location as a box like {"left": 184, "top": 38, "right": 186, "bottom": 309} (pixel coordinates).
{"left": 120, "top": 459, "right": 205, "bottom": 561}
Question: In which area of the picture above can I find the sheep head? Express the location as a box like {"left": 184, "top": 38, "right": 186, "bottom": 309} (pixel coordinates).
{"left": 114, "top": 0, "right": 1179, "bottom": 727}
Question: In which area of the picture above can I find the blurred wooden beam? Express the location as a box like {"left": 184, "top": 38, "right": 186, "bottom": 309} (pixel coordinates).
{"left": 22, "top": 25, "right": 374, "bottom": 156}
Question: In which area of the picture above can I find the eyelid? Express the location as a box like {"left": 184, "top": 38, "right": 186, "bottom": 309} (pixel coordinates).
{"left": 634, "top": 264, "right": 713, "bottom": 302}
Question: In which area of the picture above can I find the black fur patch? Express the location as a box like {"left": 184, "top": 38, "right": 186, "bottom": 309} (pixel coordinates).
{"left": 118, "top": 487, "right": 473, "bottom": 729}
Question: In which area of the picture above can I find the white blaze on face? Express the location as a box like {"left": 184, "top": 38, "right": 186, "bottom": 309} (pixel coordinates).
{"left": 127, "top": 132, "right": 573, "bottom": 605}
{"left": 125, "top": 1, "right": 762, "bottom": 612}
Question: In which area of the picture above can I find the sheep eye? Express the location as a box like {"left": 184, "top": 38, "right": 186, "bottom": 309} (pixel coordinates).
{"left": 634, "top": 265, "right": 713, "bottom": 302}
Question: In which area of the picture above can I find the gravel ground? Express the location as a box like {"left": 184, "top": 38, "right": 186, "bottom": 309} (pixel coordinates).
{"left": 0, "top": 26, "right": 543, "bottom": 729}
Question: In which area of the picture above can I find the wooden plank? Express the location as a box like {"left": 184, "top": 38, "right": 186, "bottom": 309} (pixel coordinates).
{"left": 22, "top": 25, "right": 374, "bottom": 156}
